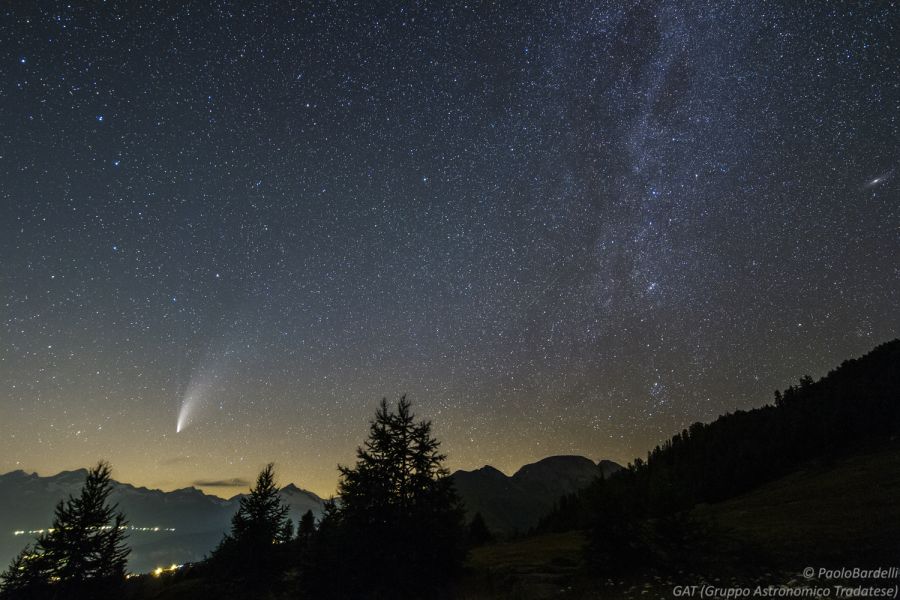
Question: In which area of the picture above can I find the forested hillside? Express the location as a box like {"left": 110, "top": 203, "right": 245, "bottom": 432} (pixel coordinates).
{"left": 538, "top": 339, "right": 900, "bottom": 533}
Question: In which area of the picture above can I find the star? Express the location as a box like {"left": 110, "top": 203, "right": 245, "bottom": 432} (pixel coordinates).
{"left": 0, "top": 0, "right": 895, "bottom": 501}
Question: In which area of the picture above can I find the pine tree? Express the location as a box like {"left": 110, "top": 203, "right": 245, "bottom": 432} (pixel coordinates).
{"left": 280, "top": 518, "right": 295, "bottom": 543}
{"left": 467, "top": 512, "right": 494, "bottom": 547}
{"left": 303, "top": 499, "right": 342, "bottom": 595}
{"left": 0, "top": 546, "right": 51, "bottom": 598}
{"left": 297, "top": 509, "right": 316, "bottom": 544}
{"left": 0, "top": 462, "right": 129, "bottom": 600}
{"left": 312, "top": 396, "right": 466, "bottom": 598}
{"left": 210, "top": 463, "right": 292, "bottom": 591}
{"left": 227, "top": 463, "right": 291, "bottom": 546}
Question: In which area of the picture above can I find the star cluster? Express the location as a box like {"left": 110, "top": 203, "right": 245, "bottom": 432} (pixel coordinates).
{"left": 1, "top": 1, "right": 897, "bottom": 496}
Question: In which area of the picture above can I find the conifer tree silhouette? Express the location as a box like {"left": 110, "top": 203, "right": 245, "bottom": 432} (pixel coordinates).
{"left": 297, "top": 509, "right": 316, "bottom": 544}
{"left": 310, "top": 396, "right": 466, "bottom": 599}
{"left": 210, "top": 463, "right": 292, "bottom": 593}
{"left": 467, "top": 512, "right": 494, "bottom": 547}
{"left": 0, "top": 462, "right": 129, "bottom": 600}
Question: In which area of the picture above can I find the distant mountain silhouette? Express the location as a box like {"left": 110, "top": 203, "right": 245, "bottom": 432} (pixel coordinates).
{"left": 451, "top": 456, "right": 622, "bottom": 533}
{"left": 0, "top": 455, "right": 621, "bottom": 573}
{"left": 0, "top": 470, "right": 324, "bottom": 573}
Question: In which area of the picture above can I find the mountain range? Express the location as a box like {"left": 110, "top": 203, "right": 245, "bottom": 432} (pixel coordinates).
{"left": 451, "top": 456, "right": 622, "bottom": 533}
{"left": 0, "top": 469, "right": 324, "bottom": 574}
{"left": 0, "top": 455, "right": 620, "bottom": 573}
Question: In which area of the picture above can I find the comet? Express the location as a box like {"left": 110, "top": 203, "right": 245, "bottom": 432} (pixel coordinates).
{"left": 176, "top": 394, "right": 198, "bottom": 433}
{"left": 176, "top": 378, "right": 214, "bottom": 434}
{"left": 176, "top": 342, "right": 238, "bottom": 433}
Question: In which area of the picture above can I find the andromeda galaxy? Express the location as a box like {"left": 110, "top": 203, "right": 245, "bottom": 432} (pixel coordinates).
{"left": 865, "top": 169, "right": 895, "bottom": 188}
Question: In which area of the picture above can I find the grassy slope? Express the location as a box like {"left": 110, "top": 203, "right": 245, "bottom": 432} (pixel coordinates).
{"left": 462, "top": 441, "right": 900, "bottom": 598}
{"left": 462, "top": 532, "right": 587, "bottom": 599}
{"left": 468, "top": 531, "right": 586, "bottom": 574}
{"left": 693, "top": 439, "right": 900, "bottom": 567}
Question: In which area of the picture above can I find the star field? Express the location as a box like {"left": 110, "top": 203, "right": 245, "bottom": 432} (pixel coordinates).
{"left": 1, "top": 1, "right": 897, "bottom": 497}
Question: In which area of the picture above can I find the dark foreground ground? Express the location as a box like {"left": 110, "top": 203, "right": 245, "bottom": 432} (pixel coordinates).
{"left": 458, "top": 440, "right": 900, "bottom": 599}
{"left": 124, "top": 440, "right": 899, "bottom": 599}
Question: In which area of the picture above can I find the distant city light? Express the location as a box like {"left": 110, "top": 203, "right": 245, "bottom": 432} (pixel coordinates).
{"left": 13, "top": 525, "right": 175, "bottom": 536}
{"left": 152, "top": 563, "right": 182, "bottom": 577}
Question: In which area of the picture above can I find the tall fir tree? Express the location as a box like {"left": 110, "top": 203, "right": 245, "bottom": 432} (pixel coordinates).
{"left": 0, "top": 462, "right": 129, "bottom": 600}
{"left": 467, "top": 512, "right": 494, "bottom": 547}
{"left": 210, "top": 463, "right": 292, "bottom": 593}
{"left": 0, "top": 546, "right": 51, "bottom": 599}
{"left": 311, "top": 396, "right": 466, "bottom": 599}
{"left": 296, "top": 509, "right": 316, "bottom": 544}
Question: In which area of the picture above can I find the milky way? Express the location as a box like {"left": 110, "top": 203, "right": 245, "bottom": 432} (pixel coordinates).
{"left": 1, "top": 2, "right": 897, "bottom": 496}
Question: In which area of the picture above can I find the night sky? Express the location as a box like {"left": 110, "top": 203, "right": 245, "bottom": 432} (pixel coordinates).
{"left": 1, "top": 2, "right": 897, "bottom": 498}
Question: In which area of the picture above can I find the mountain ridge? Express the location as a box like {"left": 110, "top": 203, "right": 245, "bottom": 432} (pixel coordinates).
{"left": 0, "top": 470, "right": 325, "bottom": 573}
{"left": 450, "top": 455, "right": 623, "bottom": 534}
{"left": 1, "top": 453, "right": 614, "bottom": 573}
